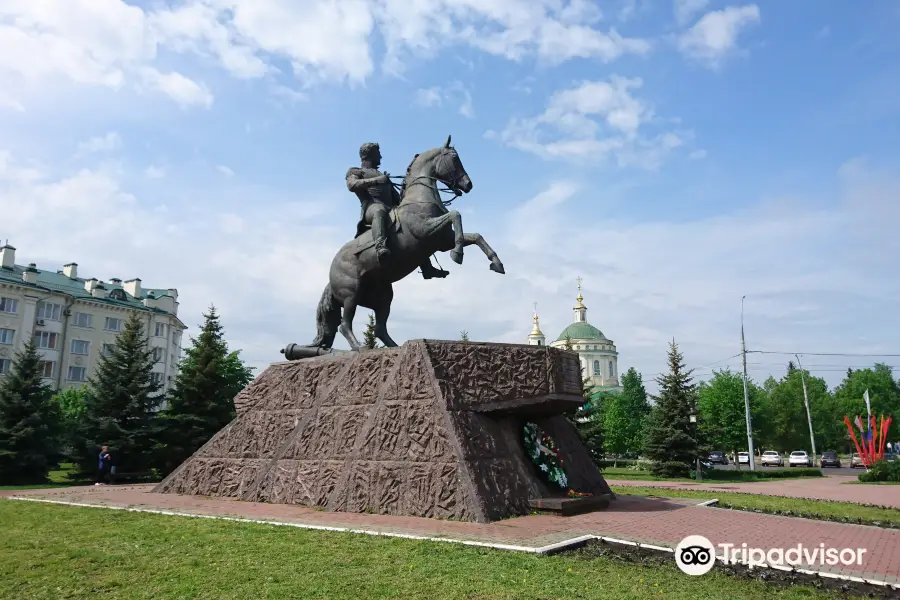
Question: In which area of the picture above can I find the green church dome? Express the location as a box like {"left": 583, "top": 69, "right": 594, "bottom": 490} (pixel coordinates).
{"left": 555, "top": 322, "right": 607, "bottom": 342}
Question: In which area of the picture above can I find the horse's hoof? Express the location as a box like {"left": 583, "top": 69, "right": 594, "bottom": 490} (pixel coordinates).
{"left": 490, "top": 262, "right": 505, "bottom": 274}
{"left": 451, "top": 250, "right": 463, "bottom": 265}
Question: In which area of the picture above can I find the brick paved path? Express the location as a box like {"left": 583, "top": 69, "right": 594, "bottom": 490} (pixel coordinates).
{"left": 608, "top": 475, "right": 900, "bottom": 508}
{"left": 3, "top": 485, "right": 899, "bottom": 586}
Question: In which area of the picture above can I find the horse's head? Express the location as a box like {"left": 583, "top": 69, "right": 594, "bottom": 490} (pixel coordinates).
{"left": 434, "top": 135, "right": 473, "bottom": 195}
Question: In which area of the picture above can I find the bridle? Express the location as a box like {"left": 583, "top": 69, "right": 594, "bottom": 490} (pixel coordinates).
{"left": 391, "top": 148, "right": 465, "bottom": 206}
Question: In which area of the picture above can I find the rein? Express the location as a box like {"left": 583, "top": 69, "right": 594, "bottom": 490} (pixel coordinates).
{"left": 391, "top": 175, "right": 460, "bottom": 207}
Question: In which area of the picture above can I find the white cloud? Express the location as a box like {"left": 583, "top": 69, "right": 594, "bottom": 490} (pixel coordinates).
{"left": 674, "top": 0, "right": 710, "bottom": 26}
{"left": 77, "top": 132, "right": 122, "bottom": 154}
{"left": 216, "top": 165, "right": 235, "bottom": 177}
{"left": 144, "top": 165, "right": 166, "bottom": 179}
{"left": 415, "top": 82, "right": 474, "bottom": 118}
{"left": 0, "top": 0, "right": 653, "bottom": 111}
{"left": 487, "top": 77, "right": 689, "bottom": 169}
{"left": 139, "top": 67, "right": 213, "bottom": 108}
{"left": 677, "top": 5, "right": 761, "bottom": 69}
{"left": 689, "top": 149, "right": 707, "bottom": 160}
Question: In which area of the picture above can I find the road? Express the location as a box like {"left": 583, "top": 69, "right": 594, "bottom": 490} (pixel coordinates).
{"left": 710, "top": 463, "right": 861, "bottom": 477}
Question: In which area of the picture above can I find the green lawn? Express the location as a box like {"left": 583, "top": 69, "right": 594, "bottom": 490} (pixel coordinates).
{"left": 610, "top": 485, "right": 900, "bottom": 528}
{"left": 0, "top": 500, "right": 848, "bottom": 600}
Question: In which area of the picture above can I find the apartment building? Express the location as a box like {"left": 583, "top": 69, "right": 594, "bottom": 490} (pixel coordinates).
{"left": 0, "top": 244, "right": 186, "bottom": 393}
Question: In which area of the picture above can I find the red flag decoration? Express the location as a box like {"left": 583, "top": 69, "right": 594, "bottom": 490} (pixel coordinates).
{"left": 845, "top": 414, "right": 894, "bottom": 468}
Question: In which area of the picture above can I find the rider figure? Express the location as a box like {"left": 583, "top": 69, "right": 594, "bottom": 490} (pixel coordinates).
{"left": 346, "top": 142, "right": 448, "bottom": 279}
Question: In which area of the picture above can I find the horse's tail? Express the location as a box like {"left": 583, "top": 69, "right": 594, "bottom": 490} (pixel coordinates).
{"left": 310, "top": 282, "right": 341, "bottom": 348}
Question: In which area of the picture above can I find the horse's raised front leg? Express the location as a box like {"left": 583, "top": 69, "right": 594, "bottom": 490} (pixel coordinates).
{"left": 462, "top": 232, "right": 505, "bottom": 274}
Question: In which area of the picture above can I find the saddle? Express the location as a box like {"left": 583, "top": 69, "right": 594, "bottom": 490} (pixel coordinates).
{"left": 353, "top": 209, "right": 402, "bottom": 255}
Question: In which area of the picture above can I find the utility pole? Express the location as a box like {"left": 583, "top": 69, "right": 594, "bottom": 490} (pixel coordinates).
{"left": 741, "top": 296, "right": 756, "bottom": 471}
{"left": 795, "top": 354, "right": 817, "bottom": 461}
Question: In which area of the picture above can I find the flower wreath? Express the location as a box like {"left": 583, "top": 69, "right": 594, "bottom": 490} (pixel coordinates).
{"left": 523, "top": 422, "right": 568, "bottom": 491}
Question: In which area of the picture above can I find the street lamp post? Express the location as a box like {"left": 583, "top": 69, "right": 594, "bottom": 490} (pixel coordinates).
{"left": 690, "top": 413, "right": 701, "bottom": 481}
{"left": 795, "top": 354, "right": 818, "bottom": 462}
{"left": 741, "top": 296, "right": 757, "bottom": 471}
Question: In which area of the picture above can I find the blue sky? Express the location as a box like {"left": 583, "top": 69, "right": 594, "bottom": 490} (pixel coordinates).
{"left": 2, "top": 0, "right": 899, "bottom": 391}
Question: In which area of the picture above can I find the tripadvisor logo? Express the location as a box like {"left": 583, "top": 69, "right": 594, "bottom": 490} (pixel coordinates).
{"left": 674, "top": 535, "right": 869, "bottom": 575}
{"left": 675, "top": 535, "right": 716, "bottom": 575}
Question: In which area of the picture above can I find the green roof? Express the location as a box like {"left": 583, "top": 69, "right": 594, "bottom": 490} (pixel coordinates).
{"left": 555, "top": 322, "right": 607, "bottom": 342}
{"left": 0, "top": 264, "right": 179, "bottom": 321}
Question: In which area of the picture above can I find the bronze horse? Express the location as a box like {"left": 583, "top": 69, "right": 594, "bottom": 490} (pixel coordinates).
{"left": 284, "top": 136, "right": 505, "bottom": 359}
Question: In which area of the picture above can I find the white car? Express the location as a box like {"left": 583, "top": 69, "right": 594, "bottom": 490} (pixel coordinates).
{"left": 737, "top": 452, "right": 750, "bottom": 465}
{"left": 761, "top": 451, "right": 784, "bottom": 467}
{"left": 789, "top": 451, "right": 812, "bottom": 467}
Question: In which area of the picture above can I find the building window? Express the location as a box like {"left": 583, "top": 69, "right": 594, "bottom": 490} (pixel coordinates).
{"left": 150, "top": 372, "right": 163, "bottom": 386}
{"left": 0, "top": 297, "right": 18, "bottom": 314}
{"left": 593, "top": 360, "right": 600, "bottom": 375}
{"left": 34, "top": 331, "right": 59, "bottom": 349}
{"left": 73, "top": 312, "right": 93, "bottom": 328}
{"left": 537, "top": 340, "right": 542, "bottom": 346}
{"left": 67, "top": 366, "right": 87, "bottom": 382}
{"left": 0, "top": 359, "right": 10, "bottom": 375}
{"left": 70, "top": 339, "right": 90, "bottom": 355}
{"left": 40, "top": 361, "right": 56, "bottom": 378}
{"left": 101, "top": 343, "right": 115, "bottom": 357}
{"left": 152, "top": 347, "right": 164, "bottom": 362}
{"left": 0, "top": 328, "right": 14, "bottom": 345}
{"left": 609, "top": 360, "right": 614, "bottom": 378}
{"left": 104, "top": 317, "right": 123, "bottom": 332}
{"left": 36, "top": 301, "right": 62, "bottom": 321}
{"left": 155, "top": 323, "right": 167, "bottom": 337}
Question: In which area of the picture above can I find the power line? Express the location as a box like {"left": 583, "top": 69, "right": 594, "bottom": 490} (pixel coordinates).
{"left": 749, "top": 350, "right": 900, "bottom": 357}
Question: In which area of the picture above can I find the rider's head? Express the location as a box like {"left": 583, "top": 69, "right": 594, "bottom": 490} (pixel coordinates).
{"left": 359, "top": 142, "right": 381, "bottom": 168}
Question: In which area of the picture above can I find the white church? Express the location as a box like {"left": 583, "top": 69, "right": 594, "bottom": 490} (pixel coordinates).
{"left": 526, "top": 279, "right": 622, "bottom": 393}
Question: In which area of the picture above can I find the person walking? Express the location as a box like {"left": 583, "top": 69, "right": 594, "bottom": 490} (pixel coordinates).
{"left": 95, "top": 445, "right": 111, "bottom": 485}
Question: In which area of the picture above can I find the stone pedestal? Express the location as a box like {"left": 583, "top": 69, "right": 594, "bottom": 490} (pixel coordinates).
{"left": 154, "top": 340, "right": 614, "bottom": 523}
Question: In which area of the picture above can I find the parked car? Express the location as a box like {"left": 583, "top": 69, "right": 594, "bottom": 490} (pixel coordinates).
{"left": 850, "top": 453, "right": 864, "bottom": 468}
{"left": 761, "top": 451, "right": 784, "bottom": 467}
{"left": 789, "top": 450, "right": 813, "bottom": 467}
{"left": 820, "top": 450, "right": 841, "bottom": 468}
{"left": 737, "top": 452, "right": 750, "bottom": 465}
{"left": 708, "top": 451, "right": 729, "bottom": 465}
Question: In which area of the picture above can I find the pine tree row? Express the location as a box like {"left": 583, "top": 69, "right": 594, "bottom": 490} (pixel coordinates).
{"left": 0, "top": 306, "right": 254, "bottom": 485}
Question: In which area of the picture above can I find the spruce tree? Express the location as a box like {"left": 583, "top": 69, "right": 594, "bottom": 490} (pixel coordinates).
{"left": 460, "top": 330, "right": 470, "bottom": 343}
{"left": 571, "top": 377, "right": 605, "bottom": 461}
{"left": 155, "top": 306, "right": 254, "bottom": 475}
{"left": 363, "top": 313, "right": 379, "bottom": 349}
{"left": 563, "top": 334, "right": 573, "bottom": 351}
{"left": 0, "top": 341, "right": 60, "bottom": 484}
{"left": 643, "top": 340, "right": 700, "bottom": 478}
{"left": 72, "top": 312, "right": 162, "bottom": 476}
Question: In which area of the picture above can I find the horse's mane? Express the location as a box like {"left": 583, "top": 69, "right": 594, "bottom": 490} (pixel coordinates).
{"left": 399, "top": 152, "right": 420, "bottom": 199}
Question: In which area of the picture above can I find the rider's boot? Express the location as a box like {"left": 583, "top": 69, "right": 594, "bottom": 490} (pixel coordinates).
{"left": 420, "top": 259, "right": 449, "bottom": 279}
{"left": 372, "top": 211, "right": 392, "bottom": 264}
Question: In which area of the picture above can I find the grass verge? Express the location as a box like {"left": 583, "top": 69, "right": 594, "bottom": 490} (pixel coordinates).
{"left": 602, "top": 467, "right": 823, "bottom": 483}
{"left": 610, "top": 485, "right": 900, "bottom": 529}
{"left": 0, "top": 499, "right": 847, "bottom": 600}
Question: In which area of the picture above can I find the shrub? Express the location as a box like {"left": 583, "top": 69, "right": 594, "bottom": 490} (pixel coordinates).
{"left": 858, "top": 460, "right": 900, "bottom": 483}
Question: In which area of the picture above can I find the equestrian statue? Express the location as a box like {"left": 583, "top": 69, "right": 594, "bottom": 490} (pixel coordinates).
{"left": 282, "top": 135, "right": 505, "bottom": 360}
